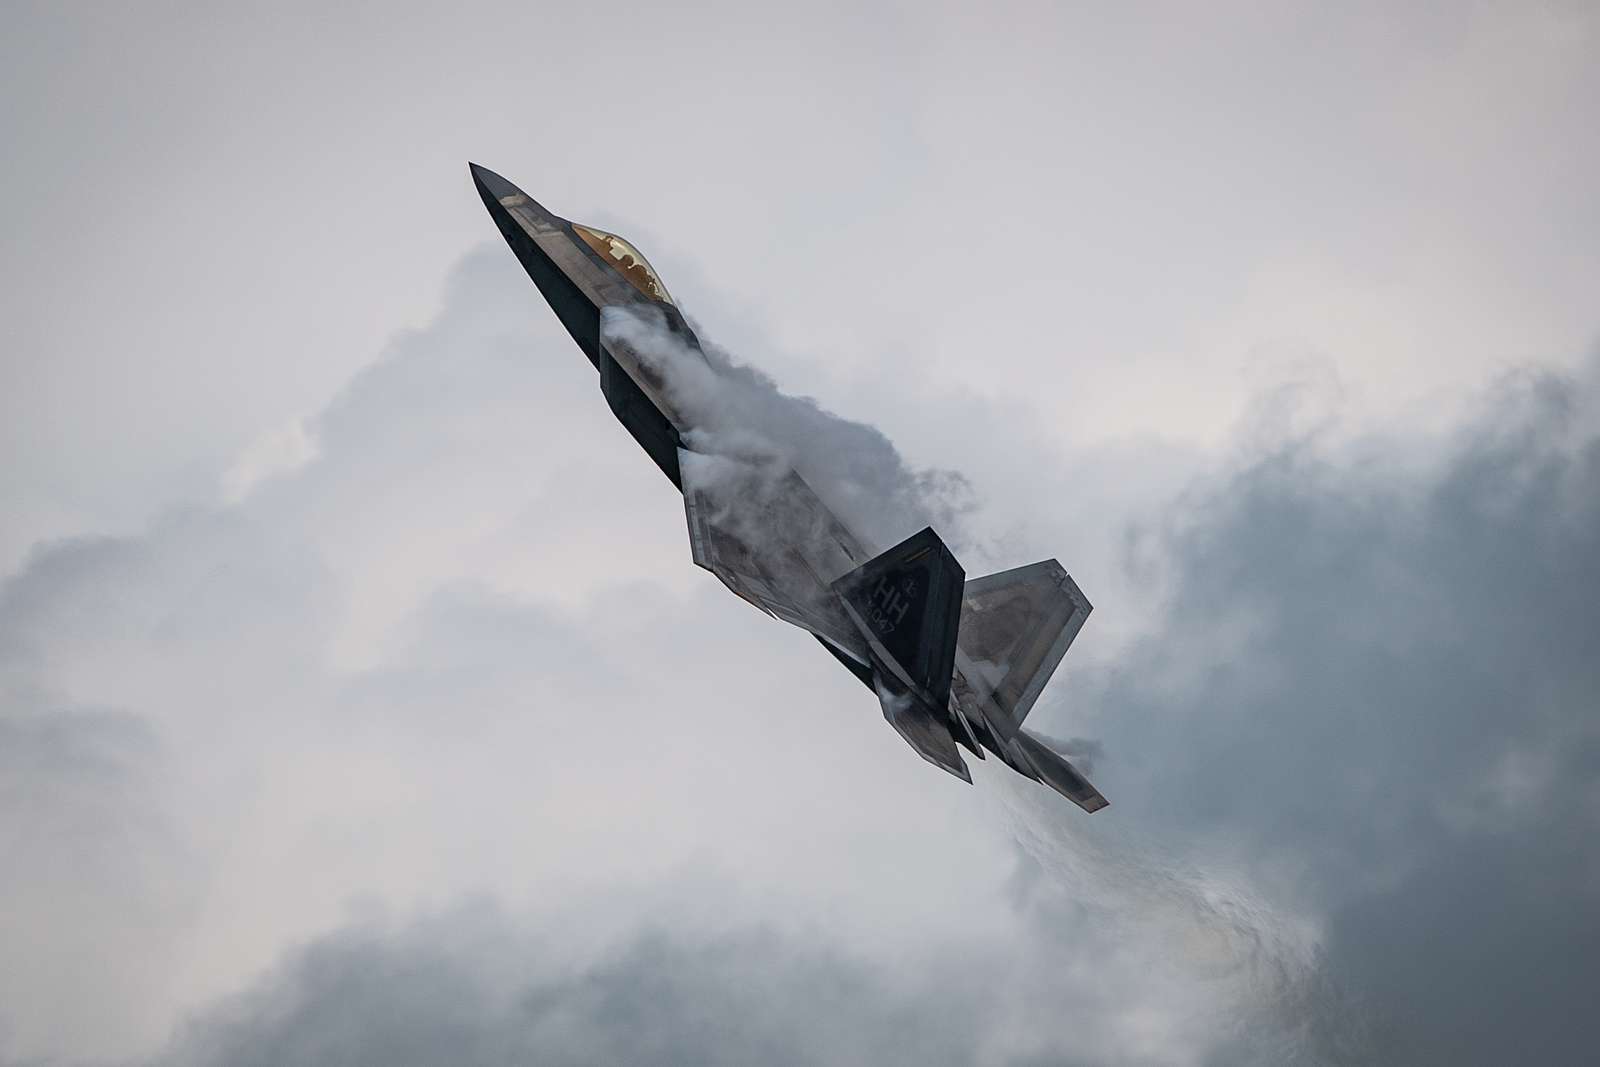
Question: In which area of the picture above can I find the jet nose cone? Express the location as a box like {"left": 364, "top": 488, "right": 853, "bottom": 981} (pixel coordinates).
{"left": 468, "top": 162, "right": 526, "bottom": 203}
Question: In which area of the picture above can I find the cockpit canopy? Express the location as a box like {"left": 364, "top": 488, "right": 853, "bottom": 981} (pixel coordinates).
{"left": 573, "top": 224, "right": 674, "bottom": 306}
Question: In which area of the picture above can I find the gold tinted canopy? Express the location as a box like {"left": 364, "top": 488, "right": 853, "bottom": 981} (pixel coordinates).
{"left": 573, "top": 223, "right": 674, "bottom": 305}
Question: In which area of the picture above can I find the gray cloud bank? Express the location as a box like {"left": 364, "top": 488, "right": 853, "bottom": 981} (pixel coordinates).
{"left": 1073, "top": 362, "right": 1600, "bottom": 1063}
{"left": 3, "top": 249, "right": 1597, "bottom": 1065}
{"left": 160, "top": 906, "right": 979, "bottom": 1067}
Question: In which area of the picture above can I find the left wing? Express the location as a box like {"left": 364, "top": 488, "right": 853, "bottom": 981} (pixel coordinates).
{"left": 679, "top": 448, "right": 869, "bottom": 654}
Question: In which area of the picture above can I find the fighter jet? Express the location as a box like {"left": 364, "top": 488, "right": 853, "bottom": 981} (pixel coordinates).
{"left": 470, "top": 163, "right": 1107, "bottom": 812}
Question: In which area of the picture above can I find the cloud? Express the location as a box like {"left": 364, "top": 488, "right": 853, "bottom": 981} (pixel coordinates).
{"left": 222, "top": 421, "right": 319, "bottom": 504}
{"left": 158, "top": 904, "right": 983, "bottom": 1067}
{"left": 0, "top": 702, "right": 198, "bottom": 1058}
{"left": 0, "top": 249, "right": 1014, "bottom": 1062}
{"left": 2, "top": 240, "right": 1597, "bottom": 1066}
{"left": 1058, "top": 360, "right": 1600, "bottom": 1063}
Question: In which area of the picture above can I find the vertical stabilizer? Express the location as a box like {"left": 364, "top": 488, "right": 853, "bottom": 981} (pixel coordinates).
{"left": 833, "top": 528, "right": 971, "bottom": 782}
{"left": 832, "top": 527, "right": 965, "bottom": 711}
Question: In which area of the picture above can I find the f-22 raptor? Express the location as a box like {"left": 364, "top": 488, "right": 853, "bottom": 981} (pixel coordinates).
{"left": 471, "top": 163, "right": 1107, "bottom": 812}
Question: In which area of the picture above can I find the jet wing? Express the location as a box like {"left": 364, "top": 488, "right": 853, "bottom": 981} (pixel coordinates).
{"left": 678, "top": 448, "right": 870, "bottom": 654}
{"left": 954, "top": 559, "right": 1091, "bottom": 741}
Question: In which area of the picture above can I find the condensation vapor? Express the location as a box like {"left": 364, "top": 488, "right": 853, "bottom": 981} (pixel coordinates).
{"left": 601, "top": 307, "right": 974, "bottom": 554}
{"left": 990, "top": 775, "right": 1373, "bottom": 1065}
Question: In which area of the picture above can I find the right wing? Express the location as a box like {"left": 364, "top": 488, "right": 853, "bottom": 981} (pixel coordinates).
{"left": 954, "top": 559, "right": 1091, "bottom": 741}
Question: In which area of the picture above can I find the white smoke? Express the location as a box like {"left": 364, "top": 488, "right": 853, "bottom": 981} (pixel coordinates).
{"left": 600, "top": 305, "right": 975, "bottom": 553}
{"left": 991, "top": 775, "right": 1349, "bottom": 1062}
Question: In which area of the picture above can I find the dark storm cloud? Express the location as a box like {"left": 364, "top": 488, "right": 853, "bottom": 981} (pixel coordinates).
{"left": 1064, "top": 362, "right": 1600, "bottom": 1063}
{"left": 157, "top": 906, "right": 981, "bottom": 1067}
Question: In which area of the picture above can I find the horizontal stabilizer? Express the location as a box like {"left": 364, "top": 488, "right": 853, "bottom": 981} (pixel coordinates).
{"left": 873, "top": 663, "right": 970, "bottom": 782}
{"left": 1013, "top": 729, "right": 1108, "bottom": 813}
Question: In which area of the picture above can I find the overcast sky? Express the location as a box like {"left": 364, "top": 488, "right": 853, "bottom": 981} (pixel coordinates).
{"left": 3, "top": 3, "right": 1597, "bottom": 1064}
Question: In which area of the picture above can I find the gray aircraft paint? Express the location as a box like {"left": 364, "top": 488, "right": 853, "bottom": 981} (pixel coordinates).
{"left": 473, "top": 163, "right": 1107, "bottom": 812}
